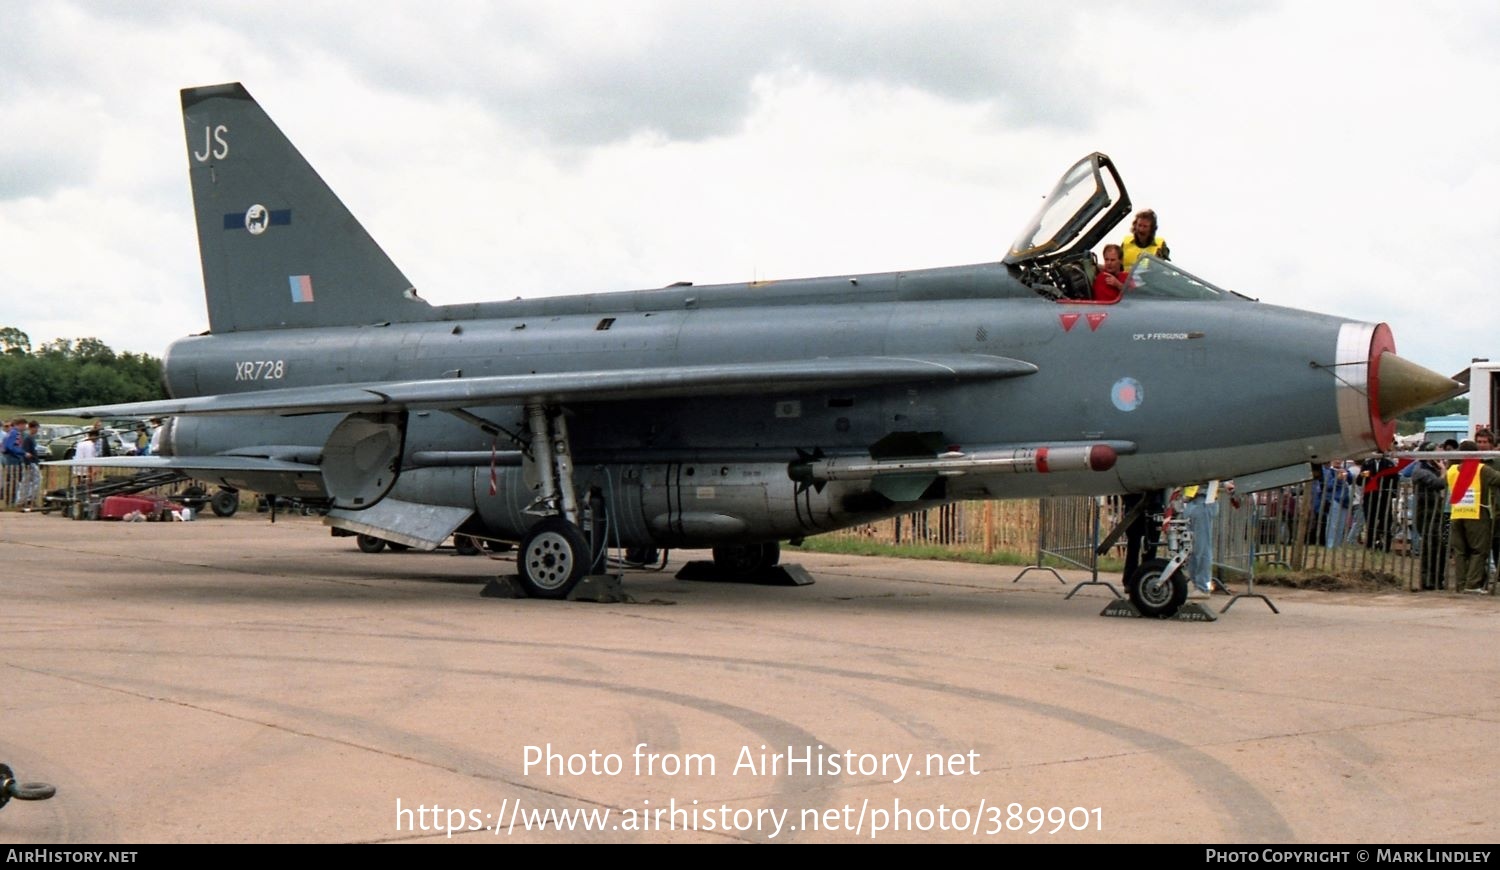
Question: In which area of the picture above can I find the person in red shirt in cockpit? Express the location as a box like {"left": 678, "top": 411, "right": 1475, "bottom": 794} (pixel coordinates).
{"left": 1092, "top": 243, "right": 1128, "bottom": 303}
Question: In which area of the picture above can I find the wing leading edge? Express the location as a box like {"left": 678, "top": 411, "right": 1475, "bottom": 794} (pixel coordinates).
{"left": 41, "top": 354, "right": 1037, "bottom": 419}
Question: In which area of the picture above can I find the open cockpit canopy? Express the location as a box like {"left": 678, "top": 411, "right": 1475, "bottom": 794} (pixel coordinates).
{"left": 1004, "top": 153, "right": 1132, "bottom": 299}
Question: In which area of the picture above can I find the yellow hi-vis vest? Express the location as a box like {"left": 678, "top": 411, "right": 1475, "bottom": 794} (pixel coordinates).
{"left": 1448, "top": 460, "right": 1483, "bottom": 520}
{"left": 1182, "top": 481, "right": 1218, "bottom": 502}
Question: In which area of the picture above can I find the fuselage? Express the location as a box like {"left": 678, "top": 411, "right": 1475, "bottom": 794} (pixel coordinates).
{"left": 156, "top": 259, "right": 1382, "bottom": 547}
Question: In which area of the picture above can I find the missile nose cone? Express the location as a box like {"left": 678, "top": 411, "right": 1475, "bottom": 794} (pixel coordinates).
{"left": 1374, "top": 352, "right": 1462, "bottom": 421}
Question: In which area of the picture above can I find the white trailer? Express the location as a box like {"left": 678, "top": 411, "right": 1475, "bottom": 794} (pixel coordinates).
{"left": 1467, "top": 359, "right": 1500, "bottom": 438}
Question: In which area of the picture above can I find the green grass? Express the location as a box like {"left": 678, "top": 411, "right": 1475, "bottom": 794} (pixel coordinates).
{"left": 0, "top": 405, "right": 89, "bottom": 425}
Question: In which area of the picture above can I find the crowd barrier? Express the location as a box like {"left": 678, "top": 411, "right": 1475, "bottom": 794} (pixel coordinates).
{"left": 822, "top": 478, "right": 1487, "bottom": 595}
{"left": 0, "top": 465, "right": 194, "bottom": 515}
{"left": 5, "top": 464, "right": 1488, "bottom": 595}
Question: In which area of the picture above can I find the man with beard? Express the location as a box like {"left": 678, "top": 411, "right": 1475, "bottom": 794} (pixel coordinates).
{"left": 1121, "top": 209, "right": 1171, "bottom": 271}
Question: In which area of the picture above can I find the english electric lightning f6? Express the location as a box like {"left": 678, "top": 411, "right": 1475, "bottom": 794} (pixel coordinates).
{"left": 51, "top": 83, "right": 1458, "bottom": 614}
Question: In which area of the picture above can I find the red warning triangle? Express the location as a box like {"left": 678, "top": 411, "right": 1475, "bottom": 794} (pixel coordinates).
{"left": 1059, "top": 313, "right": 1080, "bottom": 332}
{"left": 1086, "top": 312, "right": 1107, "bottom": 332}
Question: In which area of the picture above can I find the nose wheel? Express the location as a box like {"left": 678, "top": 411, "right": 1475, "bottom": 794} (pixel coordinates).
{"left": 1127, "top": 558, "right": 1187, "bottom": 618}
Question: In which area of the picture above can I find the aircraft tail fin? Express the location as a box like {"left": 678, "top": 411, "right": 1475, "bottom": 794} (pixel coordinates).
{"left": 181, "top": 83, "right": 430, "bottom": 333}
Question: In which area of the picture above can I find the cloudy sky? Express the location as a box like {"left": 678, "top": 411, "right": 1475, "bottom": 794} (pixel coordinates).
{"left": 2, "top": 1, "right": 1496, "bottom": 382}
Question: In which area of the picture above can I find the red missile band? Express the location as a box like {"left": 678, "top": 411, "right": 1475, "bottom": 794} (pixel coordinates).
{"left": 1022, "top": 444, "right": 1117, "bottom": 474}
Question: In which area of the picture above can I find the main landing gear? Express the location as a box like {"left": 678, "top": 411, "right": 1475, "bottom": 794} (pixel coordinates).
{"left": 711, "top": 542, "right": 782, "bottom": 579}
{"left": 512, "top": 403, "right": 599, "bottom": 600}
{"left": 518, "top": 516, "right": 591, "bottom": 599}
{"left": 354, "top": 533, "right": 411, "bottom": 554}
{"left": 676, "top": 541, "right": 808, "bottom": 585}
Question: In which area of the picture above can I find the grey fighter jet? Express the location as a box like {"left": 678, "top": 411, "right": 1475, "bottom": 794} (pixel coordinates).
{"left": 47, "top": 82, "right": 1458, "bottom": 614}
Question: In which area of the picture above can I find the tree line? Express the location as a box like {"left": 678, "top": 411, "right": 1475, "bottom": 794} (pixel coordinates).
{"left": 1396, "top": 396, "right": 1468, "bottom": 434}
{"left": 0, "top": 327, "right": 165, "bottom": 409}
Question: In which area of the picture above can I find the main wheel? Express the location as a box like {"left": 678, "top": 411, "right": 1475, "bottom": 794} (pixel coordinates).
{"left": 454, "top": 535, "right": 482, "bottom": 556}
{"left": 1128, "top": 558, "right": 1187, "bottom": 618}
{"left": 356, "top": 533, "right": 386, "bottom": 554}
{"left": 711, "top": 542, "right": 780, "bottom": 579}
{"left": 623, "top": 546, "right": 660, "bottom": 567}
{"left": 210, "top": 489, "right": 240, "bottom": 517}
{"left": 518, "top": 517, "right": 590, "bottom": 599}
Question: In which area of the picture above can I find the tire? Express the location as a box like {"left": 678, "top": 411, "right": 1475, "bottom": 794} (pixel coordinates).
{"left": 712, "top": 542, "right": 779, "bottom": 579}
{"left": 454, "top": 535, "right": 482, "bottom": 556}
{"left": 518, "top": 517, "right": 590, "bottom": 599}
{"left": 1128, "top": 558, "right": 1187, "bottom": 618}
{"left": 210, "top": 489, "right": 240, "bottom": 517}
{"left": 356, "top": 533, "right": 386, "bottom": 554}
{"left": 623, "top": 546, "right": 660, "bottom": 567}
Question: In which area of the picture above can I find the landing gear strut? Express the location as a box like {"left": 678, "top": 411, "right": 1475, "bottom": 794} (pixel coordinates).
{"left": 515, "top": 402, "right": 594, "bottom": 599}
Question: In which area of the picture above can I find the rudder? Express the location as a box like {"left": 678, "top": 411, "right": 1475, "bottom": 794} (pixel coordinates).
{"left": 182, "top": 82, "right": 429, "bottom": 333}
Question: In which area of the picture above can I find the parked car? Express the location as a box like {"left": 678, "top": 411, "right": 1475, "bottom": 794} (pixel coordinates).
{"left": 44, "top": 426, "right": 137, "bottom": 460}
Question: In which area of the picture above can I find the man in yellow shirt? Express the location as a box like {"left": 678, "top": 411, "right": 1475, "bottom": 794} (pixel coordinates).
{"left": 1122, "top": 209, "right": 1170, "bottom": 271}
{"left": 1447, "top": 440, "right": 1500, "bottom": 592}
{"left": 1477, "top": 427, "right": 1499, "bottom": 579}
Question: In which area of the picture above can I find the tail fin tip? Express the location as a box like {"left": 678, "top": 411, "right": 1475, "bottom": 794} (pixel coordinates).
{"left": 182, "top": 82, "right": 428, "bottom": 334}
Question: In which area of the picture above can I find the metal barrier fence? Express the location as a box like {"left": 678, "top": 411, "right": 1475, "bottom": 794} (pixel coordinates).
{"left": 1212, "top": 479, "right": 1462, "bottom": 592}
{"left": 821, "top": 477, "right": 1484, "bottom": 593}
{"left": 6, "top": 463, "right": 1486, "bottom": 592}
{"left": 0, "top": 465, "right": 78, "bottom": 511}
{"left": 835, "top": 500, "right": 1042, "bottom": 556}
{"left": 825, "top": 497, "right": 1109, "bottom": 575}
{"left": 0, "top": 465, "right": 194, "bottom": 515}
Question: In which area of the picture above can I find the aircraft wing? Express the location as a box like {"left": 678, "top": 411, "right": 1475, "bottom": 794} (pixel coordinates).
{"left": 44, "top": 455, "right": 319, "bottom": 473}
{"left": 41, "top": 354, "right": 1036, "bottom": 419}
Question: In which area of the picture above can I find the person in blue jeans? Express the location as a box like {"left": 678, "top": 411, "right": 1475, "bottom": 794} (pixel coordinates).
{"left": 16, "top": 420, "right": 42, "bottom": 508}
{"left": 1182, "top": 480, "right": 1236, "bottom": 599}
{"left": 1, "top": 418, "right": 27, "bottom": 504}
{"left": 1322, "top": 461, "right": 1354, "bottom": 548}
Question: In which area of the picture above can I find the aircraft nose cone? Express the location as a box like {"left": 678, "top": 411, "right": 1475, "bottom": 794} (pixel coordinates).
{"left": 1375, "top": 352, "right": 1462, "bottom": 421}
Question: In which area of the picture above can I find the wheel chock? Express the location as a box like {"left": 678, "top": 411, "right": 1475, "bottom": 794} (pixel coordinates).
{"left": 1100, "top": 599, "right": 1218, "bottom": 621}
{"left": 675, "top": 562, "right": 815, "bottom": 586}
{"left": 481, "top": 574, "right": 629, "bottom": 602}
{"left": 481, "top": 575, "right": 527, "bottom": 598}
{"left": 568, "top": 574, "right": 628, "bottom": 603}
